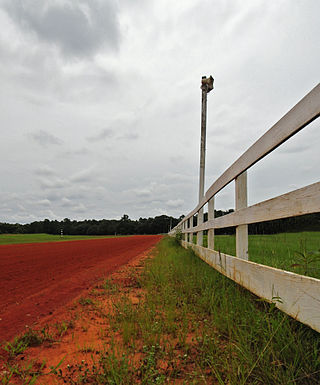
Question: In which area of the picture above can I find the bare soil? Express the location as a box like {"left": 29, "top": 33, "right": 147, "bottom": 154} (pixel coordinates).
{"left": 0, "top": 235, "right": 162, "bottom": 342}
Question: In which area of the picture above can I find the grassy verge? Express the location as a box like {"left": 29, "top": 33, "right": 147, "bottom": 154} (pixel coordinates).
{"left": 139, "top": 237, "right": 320, "bottom": 383}
{"left": 2, "top": 237, "right": 319, "bottom": 384}
{"left": 199, "top": 232, "right": 320, "bottom": 279}
{"left": 0, "top": 233, "right": 123, "bottom": 245}
{"left": 64, "top": 238, "right": 320, "bottom": 383}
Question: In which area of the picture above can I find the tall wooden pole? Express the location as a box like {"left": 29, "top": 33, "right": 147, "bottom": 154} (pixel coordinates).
{"left": 197, "top": 76, "right": 214, "bottom": 247}
{"left": 199, "top": 83, "right": 207, "bottom": 202}
{"left": 198, "top": 76, "right": 214, "bottom": 202}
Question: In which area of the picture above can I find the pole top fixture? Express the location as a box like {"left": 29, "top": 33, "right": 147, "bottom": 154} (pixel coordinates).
{"left": 201, "top": 75, "right": 214, "bottom": 93}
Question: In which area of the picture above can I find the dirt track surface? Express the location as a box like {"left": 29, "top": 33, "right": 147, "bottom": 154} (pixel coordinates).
{"left": 0, "top": 235, "right": 162, "bottom": 342}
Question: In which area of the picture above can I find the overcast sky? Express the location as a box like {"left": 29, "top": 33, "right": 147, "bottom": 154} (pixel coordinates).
{"left": 0, "top": 0, "right": 319, "bottom": 224}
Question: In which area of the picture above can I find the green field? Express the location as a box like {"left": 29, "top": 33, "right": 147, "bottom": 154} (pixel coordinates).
{"left": 197, "top": 232, "right": 320, "bottom": 279}
{"left": 0, "top": 233, "right": 119, "bottom": 245}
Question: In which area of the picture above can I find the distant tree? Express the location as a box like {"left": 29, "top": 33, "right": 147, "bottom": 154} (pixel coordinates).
{"left": 63, "top": 218, "right": 72, "bottom": 234}
{"left": 86, "top": 225, "right": 99, "bottom": 235}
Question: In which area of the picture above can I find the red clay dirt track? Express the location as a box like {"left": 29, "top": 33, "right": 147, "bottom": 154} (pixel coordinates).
{"left": 0, "top": 235, "right": 162, "bottom": 342}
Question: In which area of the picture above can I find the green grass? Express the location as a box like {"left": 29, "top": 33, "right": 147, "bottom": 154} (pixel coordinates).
{"left": 136, "top": 238, "right": 320, "bottom": 383}
{"left": 198, "top": 232, "right": 320, "bottom": 279}
{"left": 54, "top": 237, "right": 320, "bottom": 384}
{"left": 3, "top": 329, "right": 47, "bottom": 359}
{"left": 0, "top": 233, "right": 121, "bottom": 245}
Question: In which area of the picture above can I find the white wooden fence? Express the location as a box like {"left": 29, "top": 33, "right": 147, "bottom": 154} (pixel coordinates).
{"left": 169, "top": 83, "right": 320, "bottom": 332}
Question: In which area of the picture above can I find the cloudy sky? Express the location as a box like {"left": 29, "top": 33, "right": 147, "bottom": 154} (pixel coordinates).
{"left": 0, "top": 0, "right": 319, "bottom": 224}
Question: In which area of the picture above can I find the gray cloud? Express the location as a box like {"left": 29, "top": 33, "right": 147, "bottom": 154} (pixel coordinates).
{"left": 29, "top": 130, "right": 63, "bottom": 146}
{"left": 70, "top": 167, "right": 97, "bottom": 183}
{"left": 34, "top": 165, "right": 56, "bottom": 176}
{"left": 0, "top": 0, "right": 319, "bottom": 223}
{"left": 279, "top": 143, "right": 311, "bottom": 155}
{"left": 61, "top": 197, "right": 73, "bottom": 207}
{"left": 120, "top": 132, "right": 140, "bottom": 141}
{"left": 166, "top": 199, "right": 184, "bottom": 208}
{"left": 70, "top": 203, "right": 87, "bottom": 213}
{"left": 4, "top": 0, "right": 120, "bottom": 58}
{"left": 37, "top": 199, "right": 51, "bottom": 207}
{"left": 133, "top": 189, "right": 152, "bottom": 198}
{"left": 66, "top": 192, "right": 87, "bottom": 200}
{"left": 87, "top": 128, "right": 114, "bottom": 142}
{"left": 163, "top": 173, "right": 193, "bottom": 183}
{"left": 87, "top": 127, "right": 140, "bottom": 143}
{"left": 63, "top": 147, "right": 91, "bottom": 157}
{"left": 45, "top": 192, "right": 62, "bottom": 202}
{"left": 39, "top": 176, "right": 68, "bottom": 189}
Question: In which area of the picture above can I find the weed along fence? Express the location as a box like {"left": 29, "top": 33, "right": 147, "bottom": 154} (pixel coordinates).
{"left": 169, "top": 83, "right": 320, "bottom": 332}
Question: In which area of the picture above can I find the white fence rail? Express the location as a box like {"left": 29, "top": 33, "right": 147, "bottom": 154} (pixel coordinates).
{"left": 169, "top": 83, "right": 320, "bottom": 332}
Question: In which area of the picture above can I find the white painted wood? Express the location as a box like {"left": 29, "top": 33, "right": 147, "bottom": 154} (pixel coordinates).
{"left": 235, "top": 172, "right": 248, "bottom": 260}
{"left": 179, "top": 83, "right": 320, "bottom": 224}
{"left": 182, "top": 182, "right": 320, "bottom": 233}
{"left": 207, "top": 197, "right": 215, "bottom": 250}
{"left": 197, "top": 208, "right": 204, "bottom": 246}
{"left": 181, "top": 240, "right": 320, "bottom": 333}
{"left": 236, "top": 225, "right": 248, "bottom": 259}
{"left": 236, "top": 172, "right": 247, "bottom": 210}
{"left": 189, "top": 215, "right": 193, "bottom": 243}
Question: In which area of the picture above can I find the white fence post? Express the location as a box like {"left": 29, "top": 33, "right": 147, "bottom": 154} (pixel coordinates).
{"left": 197, "top": 209, "right": 203, "bottom": 246}
{"left": 189, "top": 216, "right": 193, "bottom": 243}
{"left": 235, "top": 171, "right": 248, "bottom": 260}
{"left": 208, "top": 197, "right": 215, "bottom": 249}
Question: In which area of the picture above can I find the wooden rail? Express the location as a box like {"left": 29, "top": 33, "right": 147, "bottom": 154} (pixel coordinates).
{"left": 170, "top": 83, "right": 320, "bottom": 332}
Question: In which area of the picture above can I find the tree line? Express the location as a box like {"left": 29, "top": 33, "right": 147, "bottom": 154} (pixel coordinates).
{"left": 0, "top": 214, "right": 183, "bottom": 236}
{"left": 0, "top": 211, "right": 319, "bottom": 236}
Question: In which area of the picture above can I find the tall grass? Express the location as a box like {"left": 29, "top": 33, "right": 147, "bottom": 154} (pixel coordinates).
{"left": 144, "top": 237, "right": 320, "bottom": 384}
